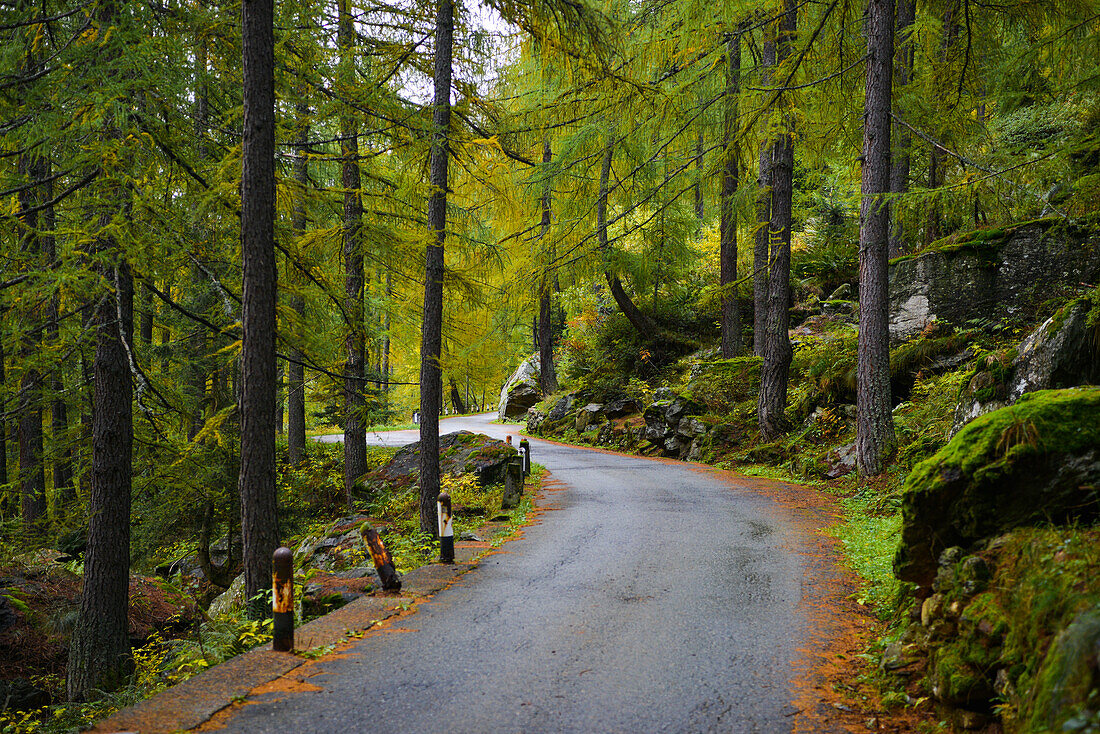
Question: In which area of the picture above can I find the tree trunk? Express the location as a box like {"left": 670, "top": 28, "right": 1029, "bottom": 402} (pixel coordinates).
{"left": 694, "top": 128, "right": 704, "bottom": 221}
{"left": 757, "top": 0, "right": 796, "bottom": 440}
{"left": 238, "top": 0, "right": 279, "bottom": 620}
{"left": 925, "top": 143, "right": 942, "bottom": 246}
{"left": 753, "top": 33, "right": 776, "bottom": 357}
{"left": 448, "top": 375, "right": 467, "bottom": 414}
{"left": 597, "top": 136, "right": 655, "bottom": 339}
{"left": 719, "top": 30, "right": 743, "bottom": 359}
{"left": 0, "top": 340, "right": 6, "bottom": 491}
{"left": 139, "top": 283, "right": 154, "bottom": 344}
{"left": 381, "top": 270, "right": 391, "bottom": 396}
{"left": 338, "top": 0, "right": 367, "bottom": 504}
{"left": 538, "top": 140, "right": 559, "bottom": 395}
{"left": 286, "top": 95, "right": 308, "bottom": 464}
{"left": 17, "top": 151, "right": 47, "bottom": 532}
{"left": 67, "top": 253, "right": 134, "bottom": 700}
{"left": 857, "top": 0, "right": 897, "bottom": 476}
{"left": 888, "top": 0, "right": 915, "bottom": 258}
{"left": 420, "top": 0, "right": 453, "bottom": 535}
{"left": 41, "top": 166, "right": 74, "bottom": 506}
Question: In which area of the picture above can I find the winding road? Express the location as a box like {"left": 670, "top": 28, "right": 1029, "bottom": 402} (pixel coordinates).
{"left": 223, "top": 413, "right": 858, "bottom": 732}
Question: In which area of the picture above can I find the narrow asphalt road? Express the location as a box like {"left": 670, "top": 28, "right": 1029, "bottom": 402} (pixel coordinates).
{"left": 226, "top": 414, "right": 852, "bottom": 732}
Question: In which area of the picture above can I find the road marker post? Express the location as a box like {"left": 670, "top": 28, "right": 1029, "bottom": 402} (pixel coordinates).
{"left": 519, "top": 439, "right": 531, "bottom": 476}
{"left": 438, "top": 491, "right": 454, "bottom": 563}
{"left": 272, "top": 547, "right": 294, "bottom": 652}
{"left": 363, "top": 524, "right": 403, "bottom": 591}
{"left": 502, "top": 456, "right": 523, "bottom": 509}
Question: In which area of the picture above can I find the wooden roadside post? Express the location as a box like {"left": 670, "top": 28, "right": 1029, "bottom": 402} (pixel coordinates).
{"left": 501, "top": 456, "right": 523, "bottom": 510}
{"left": 272, "top": 547, "right": 294, "bottom": 652}
{"left": 363, "top": 525, "right": 402, "bottom": 591}
{"left": 438, "top": 491, "right": 454, "bottom": 563}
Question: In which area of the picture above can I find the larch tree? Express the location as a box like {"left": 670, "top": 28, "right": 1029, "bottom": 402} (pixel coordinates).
{"left": 888, "top": 0, "right": 915, "bottom": 258}
{"left": 537, "top": 139, "right": 559, "bottom": 395}
{"left": 420, "top": 0, "right": 455, "bottom": 535}
{"left": 856, "top": 0, "right": 897, "bottom": 476}
{"left": 238, "top": 0, "right": 280, "bottom": 620}
{"left": 340, "top": 0, "right": 368, "bottom": 500}
{"left": 719, "top": 28, "right": 743, "bottom": 359}
{"left": 66, "top": 0, "right": 136, "bottom": 700}
{"left": 757, "top": 0, "right": 797, "bottom": 441}
{"left": 753, "top": 29, "right": 776, "bottom": 358}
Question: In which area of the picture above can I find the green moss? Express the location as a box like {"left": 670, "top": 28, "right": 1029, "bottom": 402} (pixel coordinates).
{"left": 932, "top": 644, "right": 993, "bottom": 705}
{"left": 889, "top": 218, "right": 1060, "bottom": 266}
{"left": 903, "top": 388, "right": 1100, "bottom": 513}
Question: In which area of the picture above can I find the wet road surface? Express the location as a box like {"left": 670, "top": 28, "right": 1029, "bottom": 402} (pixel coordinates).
{"left": 225, "top": 414, "right": 838, "bottom": 732}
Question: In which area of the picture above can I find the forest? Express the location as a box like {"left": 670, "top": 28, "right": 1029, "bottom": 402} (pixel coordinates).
{"left": 2, "top": 0, "right": 1100, "bottom": 729}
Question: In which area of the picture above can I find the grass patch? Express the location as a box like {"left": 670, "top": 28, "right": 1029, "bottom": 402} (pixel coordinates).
{"left": 832, "top": 491, "right": 906, "bottom": 615}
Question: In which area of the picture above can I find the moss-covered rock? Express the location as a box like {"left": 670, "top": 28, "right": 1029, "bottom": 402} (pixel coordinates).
{"left": 930, "top": 643, "right": 996, "bottom": 707}
{"left": 894, "top": 388, "right": 1100, "bottom": 586}
{"left": 361, "top": 431, "right": 518, "bottom": 490}
{"left": 1021, "top": 606, "right": 1100, "bottom": 732}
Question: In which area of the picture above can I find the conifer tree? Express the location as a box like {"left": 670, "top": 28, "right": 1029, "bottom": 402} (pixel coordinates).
{"left": 420, "top": 0, "right": 455, "bottom": 534}
{"left": 856, "top": 0, "right": 897, "bottom": 476}
{"left": 239, "top": 0, "right": 279, "bottom": 620}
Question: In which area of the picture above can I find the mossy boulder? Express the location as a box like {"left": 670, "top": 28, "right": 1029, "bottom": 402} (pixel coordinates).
{"left": 361, "top": 431, "right": 518, "bottom": 489}
{"left": 894, "top": 388, "right": 1100, "bottom": 586}
{"left": 930, "top": 643, "right": 996, "bottom": 708}
{"left": 1020, "top": 605, "right": 1100, "bottom": 732}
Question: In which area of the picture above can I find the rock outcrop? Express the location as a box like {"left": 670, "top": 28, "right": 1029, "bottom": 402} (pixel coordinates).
{"left": 498, "top": 354, "right": 541, "bottom": 419}
{"left": 888, "top": 220, "right": 1100, "bottom": 342}
{"left": 952, "top": 298, "right": 1100, "bottom": 435}
{"left": 894, "top": 387, "right": 1100, "bottom": 587}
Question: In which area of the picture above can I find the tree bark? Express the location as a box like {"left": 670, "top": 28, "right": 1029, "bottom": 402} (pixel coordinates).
{"left": 719, "top": 30, "right": 743, "bottom": 359}
{"left": 17, "top": 151, "right": 47, "bottom": 532}
{"left": 757, "top": 1, "right": 796, "bottom": 440}
{"left": 67, "top": 252, "right": 134, "bottom": 700}
{"left": 286, "top": 95, "right": 308, "bottom": 465}
{"left": 339, "top": 0, "right": 367, "bottom": 504}
{"left": 597, "top": 136, "right": 655, "bottom": 339}
{"left": 420, "top": 0, "right": 453, "bottom": 535}
{"left": 41, "top": 166, "right": 74, "bottom": 506}
{"left": 753, "top": 33, "right": 776, "bottom": 357}
{"left": 448, "top": 375, "right": 467, "bottom": 414}
{"left": 538, "top": 140, "right": 559, "bottom": 395}
{"left": 857, "top": 0, "right": 897, "bottom": 476}
{"left": 0, "top": 340, "right": 6, "bottom": 490}
{"left": 238, "top": 0, "right": 279, "bottom": 620}
{"left": 888, "top": 0, "right": 915, "bottom": 258}
{"left": 381, "top": 270, "right": 391, "bottom": 396}
{"left": 694, "top": 128, "right": 704, "bottom": 221}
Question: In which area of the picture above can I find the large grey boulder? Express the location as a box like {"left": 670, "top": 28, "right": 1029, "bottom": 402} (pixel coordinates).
{"left": 889, "top": 221, "right": 1100, "bottom": 342}
{"left": 498, "top": 354, "right": 541, "bottom": 420}
{"left": 952, "top": 299, "right": 1100, "bottom": 435}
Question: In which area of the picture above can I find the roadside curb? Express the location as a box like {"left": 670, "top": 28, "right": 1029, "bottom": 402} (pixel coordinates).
{"left": 93, "top": 523, "right": 522, "bottom": 733}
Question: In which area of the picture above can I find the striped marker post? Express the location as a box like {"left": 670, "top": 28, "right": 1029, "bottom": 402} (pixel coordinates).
{"left": 519, "top": 439, "right": 531, "bottom": 476}
{"left": 272, "top": 547, "right": 294, "bottom": 652}
{"left": 438, "top": 491, "right": 454, "bottom": 563}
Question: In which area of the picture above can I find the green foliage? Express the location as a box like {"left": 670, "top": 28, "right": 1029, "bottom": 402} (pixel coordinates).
{"left": 558, "top": 308, "right": 695, "bottom": 401}
{"left": 894, "top": 368, "right": 972, "bottom": 469}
